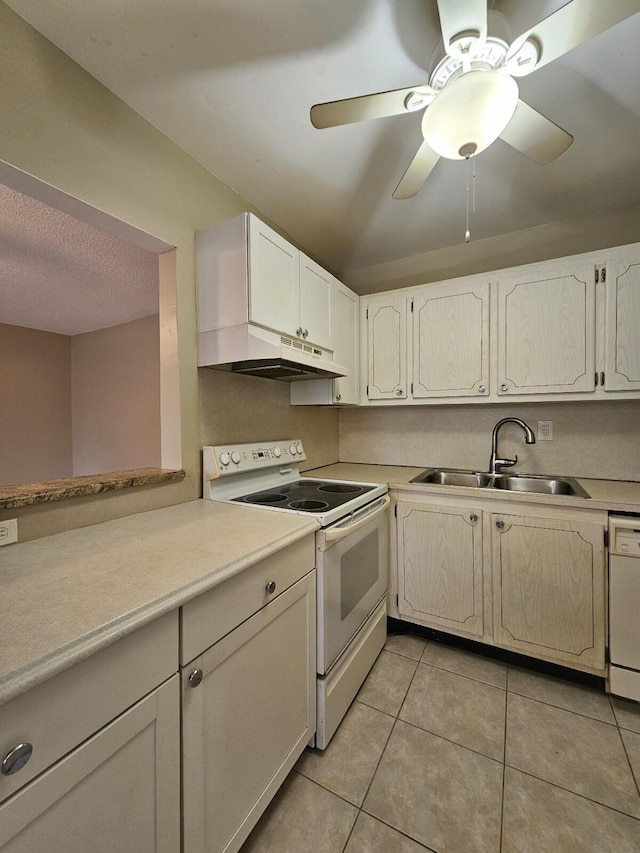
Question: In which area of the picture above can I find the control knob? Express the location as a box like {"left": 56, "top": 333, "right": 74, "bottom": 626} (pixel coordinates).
{"left": 273, "top": 447, "right": 282, "bottom": 458}
{"left": 289, "top": 444, "right": 298, "bottom": 455}
{"left": 219, "top": 451, "right": 231, "bottom": 466}
{"left": 231, "top": 451, "right": 240, "bottom": 465}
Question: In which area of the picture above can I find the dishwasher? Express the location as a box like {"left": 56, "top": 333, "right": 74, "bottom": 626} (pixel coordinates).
{"left": 609, "top": 516, "right": 640, "bottom": 702}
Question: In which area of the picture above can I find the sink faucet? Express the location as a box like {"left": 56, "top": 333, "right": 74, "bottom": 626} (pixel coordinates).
{"left": 489, "top": 418, "right": 536, "bottom": 474}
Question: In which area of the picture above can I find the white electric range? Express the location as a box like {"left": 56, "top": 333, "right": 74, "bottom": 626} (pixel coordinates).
{"left": 202, "top": 440, "right": 389, "bottom": 748}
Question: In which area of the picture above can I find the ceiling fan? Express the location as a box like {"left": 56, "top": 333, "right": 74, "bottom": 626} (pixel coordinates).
{"left": 310, "top": 0, "right": 640, "bottom": 199}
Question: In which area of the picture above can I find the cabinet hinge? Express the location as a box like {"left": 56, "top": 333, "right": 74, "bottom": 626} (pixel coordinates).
{"left": 604, "top": 529, "right": 609, "bottom": 548}
{"left": 394, "top": 504, "right": 397, "bottom": 517}
{"left": 395, "top": 593, "right": 399, "bottom": 607}
{"left": 366, "top": 307, "right": 369, "bottom": 320}
{"left": 595, "top": 265, "right": 607, "bottom": 284}
{"left": 595, "top": 372, "right": 598, "bottom": 387}
{"left": 366, "top": 384, "right": 369, "bottom": 396}
{"left": 595, "top": 268, "right": 599, "bottom": 284}
{"left": 410, "top": 300, "right": 414, "bottom": 313}
{"left": 410, "top": 382, "right": 414, "bottom": 394}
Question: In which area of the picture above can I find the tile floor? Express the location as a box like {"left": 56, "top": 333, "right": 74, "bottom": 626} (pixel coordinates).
{"left": 241, "top": 633, "right": 640, "bottom": 853}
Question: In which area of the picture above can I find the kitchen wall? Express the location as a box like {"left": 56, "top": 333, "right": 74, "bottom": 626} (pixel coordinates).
{"left": 0, "top": 2, "right": 338, "bottom": 539}
{"left": 0, "top": 323, "right": 73, "bottom": 483}
{"left": 71, "top": 315, "right": 161, "bottom": 476}
{"left": 200, "top": 370, "right": 338, "bottom": 472}
{"left": 339, "top": 400, "right": 640, "bottom": 482}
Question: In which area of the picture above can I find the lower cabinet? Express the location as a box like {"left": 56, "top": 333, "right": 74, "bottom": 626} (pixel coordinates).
{"left": 0, "top": 674, "right": 180, "bottom": 853}
{"left": 397, "top": 501, "right": 484, "bottom": 638}
{"left": 492, "top": 512, "right": 606, "bottom": 670}
{"left": 394, "top": 494, "right": 607, "bottom": 674}
{"left": 181, "top": 558, "right": 316, "bottom": 853}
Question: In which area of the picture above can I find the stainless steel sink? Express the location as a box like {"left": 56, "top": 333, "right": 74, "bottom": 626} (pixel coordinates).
{"left": 409, "top": 468, "right": 590, "bottom": 498}
{"left": 490, "top": 474, "right": 590, "bottom": 498}
{"left": 410, "top": 469, "right": 493, "bottom": 487}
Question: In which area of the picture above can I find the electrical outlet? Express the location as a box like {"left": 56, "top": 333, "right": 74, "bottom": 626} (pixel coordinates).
{"left": 538, "top": 420, "right": 553, "bottom": 441}
{"left": 0, "top": 518, "right": 18, "bottom": 546}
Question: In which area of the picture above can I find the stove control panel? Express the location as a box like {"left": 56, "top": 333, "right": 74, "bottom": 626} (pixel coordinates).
{"left": 203, "top": 440, "right": 306, "bottom": 480}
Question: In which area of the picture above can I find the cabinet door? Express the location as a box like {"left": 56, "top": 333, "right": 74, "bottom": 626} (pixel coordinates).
{"left": 603, "top": 258, "right": 640, "bottom": 391}
{"left": 397, "top": 502, "right": 483, "bottom": 638}
{"left": 182, "top": 572, "right": 316, "bottom": 853}
{"left": 492, "top": 513, "right": 605, "bottom": 671}
{"left": 247, "top": 214, "right": 299, "bottom": 337}
{"left": 299, "top": 253, "right": 333, "bottom": 349}
{"left": 333, "top": 281, "right": 359, "bottom": 404}
{"left": 0, "top": 677, "right": 180, "bottom": 853}
{"left": 497, "top": 266, "right": 596, "bottom": 394}
{"left": 412, "top": 281, "right": 489, "bottom": 398}
{"left": 366, "top": 296, "right": 407, "bottom": 400}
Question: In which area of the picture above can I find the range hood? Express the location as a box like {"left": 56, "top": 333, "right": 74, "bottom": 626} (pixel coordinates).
{"left": 198, "top": 323, "right": 347, "bottom": 382}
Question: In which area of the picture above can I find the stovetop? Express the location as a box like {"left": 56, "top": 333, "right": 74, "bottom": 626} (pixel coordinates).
{"left": 232, "top": 478, "right": 376, "bottom": 513}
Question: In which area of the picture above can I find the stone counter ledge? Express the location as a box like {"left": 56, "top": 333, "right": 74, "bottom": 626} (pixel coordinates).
{"left": 0, "top": 468, "right": 186, "bottom": 510}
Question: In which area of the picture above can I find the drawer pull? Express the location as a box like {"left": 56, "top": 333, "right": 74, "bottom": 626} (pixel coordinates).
{"left": 470, "top": 514, "right": 478, "bottom": 523}
{"left": 188, "top": 669, "right": 203, "bottom": 689}
{"left": 496, "top": 520, "right": 505, "bottom": 529}
{"left": 265, "top": 580, "right": 277, "bottom": 595}
{"left": 2, "top": 743, "right": 33, "bottom": 776}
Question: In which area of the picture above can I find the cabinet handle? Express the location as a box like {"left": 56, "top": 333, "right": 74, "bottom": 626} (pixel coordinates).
{"left": 477, "top": 385, "right": 486, "bottom": 394}
{"left": 470, "top": 514, "right": 478, "bottom": 523}
{"left": 496, "top": 520, "right": 505, "bottom": 529}
{"left": 265, "top": 580, "right": 277, "bottom": 595}
{"left": 188, "top": 669, "right": 203, "bottom": 688}
{"left": 1, "top": 743, "right": 33, "bottom": 776}
{"left": 499, "top": 383, "right": 508, "bottom": 392}
{"left": 395, "top": 388, "right": 403, "bottom": 396}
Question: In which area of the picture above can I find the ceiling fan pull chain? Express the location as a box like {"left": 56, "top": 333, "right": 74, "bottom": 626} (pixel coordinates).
{"left": 464, "top": 156, "right": 471, "bottom": 243}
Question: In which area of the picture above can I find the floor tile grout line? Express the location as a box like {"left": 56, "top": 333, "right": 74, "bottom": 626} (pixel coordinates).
{"left": 617, "top": 725, "right": 640, "bottom": 800}
{"left": 503, "top": 763, "right": 640, "bottom": 821}
{"left": 505, "top": 688, "right": 620, "bottom": 726}
{"left": 395, "top": 716, "right": 506, "bottom": 766}
{"left": 499, "top": 683, "right": 509, "bottom": 853}
{"left": 357, "top": 804, "right": 439, "bottom": 852}
{"left": 414, "top": 656, "right": 508, "bottom": 691}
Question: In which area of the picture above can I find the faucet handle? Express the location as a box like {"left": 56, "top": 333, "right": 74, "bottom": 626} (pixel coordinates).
{"left": 496, "top": 455, "right": 518, "bottom": 471}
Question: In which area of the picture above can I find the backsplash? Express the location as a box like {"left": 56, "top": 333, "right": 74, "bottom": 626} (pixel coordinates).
{"left": 338, "top": 400, "right": 640, "bottom": 482}
{"left": 199, "top": 369, "right": 339, "bottom": 474}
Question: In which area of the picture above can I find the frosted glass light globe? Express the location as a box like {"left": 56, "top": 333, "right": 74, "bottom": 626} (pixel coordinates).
{"left": 422, "top": 71, "right": 519, "bottom": 159}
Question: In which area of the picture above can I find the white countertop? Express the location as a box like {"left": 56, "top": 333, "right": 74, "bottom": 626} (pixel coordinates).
{"left": 306, "top": 463, "right": 640, "bottom": 513}
{"left": 0, "top": 500, "right": 318, "bottom": 706}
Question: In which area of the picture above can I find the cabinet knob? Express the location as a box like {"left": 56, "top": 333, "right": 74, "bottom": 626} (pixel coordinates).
{"left": 302, "top": 329, "right": 309, "bottom": 339}
{"left": 395, "top": 388, "right": 403, "bottom": 396}
{"left": 265, "top": 580, "right": 277, "bottom": 595}
{"left": 188, "top": 669, "right": 203, "bottom": 689}
{"left": 470, "top": 514, "right": 478, "bottom": 523}
{"left": 496, "top": 520, "right": 505, "bottom": 529}
{"left": 500, "top": 383, "right": 509, "bottom": 392}
{"left": 296, "top": 327, "right": 303, "bottom": 337}
{"left": 477, "top": 385, "right": 486, "bottom": 394}
{"left": 335, "top": 393, "right": 342, "bottom": 402}
{"left": 1, "top": 743, "right": 33, "bottom": 776}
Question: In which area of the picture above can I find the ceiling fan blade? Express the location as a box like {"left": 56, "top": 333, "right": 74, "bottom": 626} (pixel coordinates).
{"left": 499, "top": 100, "right": 573, "bottom": 165}
{"left": 310, "top": 85, "right": 434, "bottom": 129}
{"left": 507, "top": 0, "right": 640, "bottom": 76}
{"left": 436, "top": 0, "right": 487, "bottom": 55}
{"left": 393, "top": 141, "right": 440, "bottom": 199}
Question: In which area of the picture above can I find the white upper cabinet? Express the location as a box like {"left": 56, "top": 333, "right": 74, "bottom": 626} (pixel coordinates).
{"left": 496, "top": 263, "right": 596, "bottom": 395}
{"left": 412, "top": 281, "right": 490, "bottom": 399}
{"left": 603, "top": 254, "right": 640, "bottom": 392}
{"left": 247, "top": 215, "right": 300, "bottom": 340}
{"left": 197, "top": 213, "right": 333, "bottom": 354}
{"left": 366, "top": 294, "right": 407, "bottom": 400}
{"left": 290, "top": 280, "right": 359, "bottom": 406}
{"left": 298, "top": 253, "right": 333, "bottom": 350}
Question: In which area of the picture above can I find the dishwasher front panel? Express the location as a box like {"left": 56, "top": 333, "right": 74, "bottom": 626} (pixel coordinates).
{"left": 609, "top": 516, "right": 640, "bottom": 702}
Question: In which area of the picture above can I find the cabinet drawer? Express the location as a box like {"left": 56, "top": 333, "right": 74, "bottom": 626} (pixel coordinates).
{"left": 0, "top": 611, "right": 178, "bottom": 802}
{"left": 181, "top": 535, "right": 315, "bottom": 664}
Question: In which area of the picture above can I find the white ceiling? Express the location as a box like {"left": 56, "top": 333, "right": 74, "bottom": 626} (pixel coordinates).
{"left": 5, "top": 0, "right": 640, "bottom": 286}
{"left": 0, "top": 183, "right": 159, "bottom": 335}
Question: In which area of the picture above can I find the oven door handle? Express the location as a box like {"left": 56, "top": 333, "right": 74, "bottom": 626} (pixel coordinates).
{"left": 321, "top": 495, "right": 390, "bottom": 544}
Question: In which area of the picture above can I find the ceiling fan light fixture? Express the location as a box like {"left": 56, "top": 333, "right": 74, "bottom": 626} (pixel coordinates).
{"left": 421, "top": 70, "right": 519, "bottom": 160}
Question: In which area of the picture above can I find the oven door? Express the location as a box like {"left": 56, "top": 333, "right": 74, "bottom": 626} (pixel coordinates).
{"left": 316, "top": 495, "right": 390, "bottom": 675}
